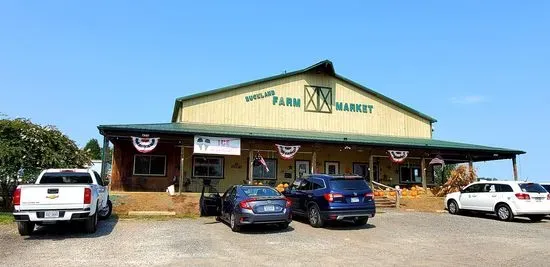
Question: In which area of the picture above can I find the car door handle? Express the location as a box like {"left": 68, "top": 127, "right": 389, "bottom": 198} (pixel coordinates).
{"left": 307, "top": 195, "right": 313, "bottom": 198}
{"left": 491, "top": 195, "right": 497, "bottom": 197}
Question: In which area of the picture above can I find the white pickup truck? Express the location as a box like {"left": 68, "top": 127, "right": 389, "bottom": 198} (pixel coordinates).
{"left": 12, "top": 168, "right": 112, "bottom": 235}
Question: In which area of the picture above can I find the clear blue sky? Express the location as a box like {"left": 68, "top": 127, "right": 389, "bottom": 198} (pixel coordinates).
{"left": 1, "top": 1, "right": 548, "bottom": 181}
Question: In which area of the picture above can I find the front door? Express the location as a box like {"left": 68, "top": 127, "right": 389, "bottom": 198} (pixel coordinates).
{"left": 460, "top": 183, "right": 484, "bottom": 210}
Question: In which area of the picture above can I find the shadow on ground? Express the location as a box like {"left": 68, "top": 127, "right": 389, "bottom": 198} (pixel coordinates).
{"left": 459, "top": 212, "right": 550, "bottom": 224}
{"left": 25, "top": 215, "right": 119, "bottom": 240}
{"left": 202, "top": 216, "right": 295, "bottom": 234}
{"left": 286, "top": 216, "right": 376, "bottom": 231}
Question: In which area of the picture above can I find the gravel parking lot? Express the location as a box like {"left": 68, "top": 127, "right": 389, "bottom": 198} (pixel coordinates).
{"left": 1, "top": 211, "right": 549, "bottom": 266}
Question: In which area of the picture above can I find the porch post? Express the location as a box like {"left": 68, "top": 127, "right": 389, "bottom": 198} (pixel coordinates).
{"left": 311, "top": 151, "right": 317, "bottom": 174}
{"left": 100, "top": 136, "right": 109, "bottom": 179}
{"left": 369, "top": 155, "right": 374, "bottom": 189}
{"left": 179, "top": 146, "right": 184, "bottom": 194}
{"left": 512, "top": 155, "right": 518, "bottom": 181}
{"left": 248, "top": 150, "right": 254, "bottom": 184}
{"left": 421, "top": 158, "right": 427, "bottom": 190}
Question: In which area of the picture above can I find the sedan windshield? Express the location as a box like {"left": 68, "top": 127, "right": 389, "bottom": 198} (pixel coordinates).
{"left": 241, "top": 187, "right": 280, "bottom": 197}
{"left": 519, "top": 183, "right": 547, "bottom": 193}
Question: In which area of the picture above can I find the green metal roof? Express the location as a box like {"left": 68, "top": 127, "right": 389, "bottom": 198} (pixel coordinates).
{"left": 98, "top": 122, "right": 524, "bottom": 156}
{"left": 171, "top": 60, "right": 437, "bottom": 123}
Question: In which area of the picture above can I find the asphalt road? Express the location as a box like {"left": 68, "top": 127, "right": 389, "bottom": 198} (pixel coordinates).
{"left": 1, "top": 211, "right": 549, "bottom": 267}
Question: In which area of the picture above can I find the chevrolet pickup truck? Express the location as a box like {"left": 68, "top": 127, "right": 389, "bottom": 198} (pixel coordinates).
{"left": 12, "top": 169, "right": 112, "bottom": 235}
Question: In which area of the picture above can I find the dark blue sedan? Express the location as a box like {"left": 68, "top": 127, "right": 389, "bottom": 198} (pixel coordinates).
{"left": 283, "top": 174, "right": 376, "bottom": 227}
{"left": 216, "top": 185, "right": 292, "bottom": 232}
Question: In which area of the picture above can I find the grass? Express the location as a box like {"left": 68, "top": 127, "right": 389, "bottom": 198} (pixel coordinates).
{"left": 0, "top": 212, "right": 13, "bottom": 224}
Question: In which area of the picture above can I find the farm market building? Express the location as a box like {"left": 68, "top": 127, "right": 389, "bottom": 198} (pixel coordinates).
{"left": 97, "top": 60, "right": 524, "bottom": 192}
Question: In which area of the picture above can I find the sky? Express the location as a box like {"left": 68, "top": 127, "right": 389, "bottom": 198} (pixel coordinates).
{"left": 0, "top": 1, "right": 548, "bottom": 181}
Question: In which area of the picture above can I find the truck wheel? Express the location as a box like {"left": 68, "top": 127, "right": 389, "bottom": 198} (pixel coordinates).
{"left": 84, "top": 211, "right": 98, "bottom": 234}
{"left": 99, "top": 200, "right": 113, "bottom": 220}
{"left": 17, "top": 221, "right": 35, "bottom": 236}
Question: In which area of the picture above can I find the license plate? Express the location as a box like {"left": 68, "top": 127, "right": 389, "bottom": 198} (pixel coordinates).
{"left": 351, "top": 197, "right": 359, "bottom": 203}
{"left": 45, "top": 211, "right": 59, "bottom": 218}
{"left": 264, "top": 205, "right": 275, "bottom": 212}
{"left": 535, "top": 198, "right": 543, "bottom": 202}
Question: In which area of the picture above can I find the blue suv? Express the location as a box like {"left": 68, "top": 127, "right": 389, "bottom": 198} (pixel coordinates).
{"left": 283, "top": 174, "right": 376, "bottom": 227}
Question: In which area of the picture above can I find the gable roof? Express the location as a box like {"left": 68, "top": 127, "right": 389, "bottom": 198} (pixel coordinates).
{"left": 171, "top": 60, "right": 437, "bottom": 123}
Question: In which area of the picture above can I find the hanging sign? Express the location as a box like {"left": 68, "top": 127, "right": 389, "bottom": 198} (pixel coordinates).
{"left": 194, "top": 136, "right": 241, "bottom": 156}
{"left": 275, "top": 144, "right": 301, "bottom": 159}
{"left": 132, "top": 136, "right": 159, "bottom": 153}
{"left": 388, "top": 150, "right": 409, "bottom": 163}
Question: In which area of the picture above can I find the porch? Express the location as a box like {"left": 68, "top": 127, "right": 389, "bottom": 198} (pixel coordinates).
{"left": 98, "top": 123, "right": 525, "bottom": 194}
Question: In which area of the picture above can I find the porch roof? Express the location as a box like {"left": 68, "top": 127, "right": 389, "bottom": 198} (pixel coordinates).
{"left": 98, "top": 122, "right": 525, "bottom": 161}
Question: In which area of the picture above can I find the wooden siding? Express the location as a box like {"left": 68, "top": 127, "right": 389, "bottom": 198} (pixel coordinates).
{"left": 179, "top": 73, "right": 431, "bottom": 138}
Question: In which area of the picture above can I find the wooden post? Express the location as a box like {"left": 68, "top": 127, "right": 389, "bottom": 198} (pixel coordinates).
{"left": 369, "top": 155, "right": 374, "bottom": 189}
{"left": 421, "top": 158, "right": 427, "bottom": 191}
{"left": 179, "top": 146, "right": 184, "bottom": 194}
{"left": 512, "top": 155, "right": 518, "bottom": 181}
{"left": 100, "top": 136, "right": 109, "bottom": 180}
{"left": 248, "top": 150, "right": 254, "bottom": 184}
{"left": 311, "top": 151, "right": 317, "bottom": 174}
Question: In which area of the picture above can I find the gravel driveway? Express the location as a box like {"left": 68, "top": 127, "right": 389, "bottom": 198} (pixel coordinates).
{"left": 1, "top": 211, "right": 549, "bottom": 266}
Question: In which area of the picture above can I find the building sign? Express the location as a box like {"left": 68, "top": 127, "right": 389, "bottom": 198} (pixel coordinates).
{"left": 194, "top": 136, "right": 241, "bottom": 156}
{"left": 244, "top": 87, "right": 374, "bottom": 114}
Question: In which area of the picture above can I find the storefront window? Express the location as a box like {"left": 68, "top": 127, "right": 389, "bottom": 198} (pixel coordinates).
{"left": 133, "top": 155, "right": 166, "bottom": 176}
{"left": 252, "top": 159, "right": 277, "bottom": 180}
{"left": 193, "top": 157, "right": 224, "bottom": 178}
{"left": 400, "top": 166, "right": 422, "bottom": 183}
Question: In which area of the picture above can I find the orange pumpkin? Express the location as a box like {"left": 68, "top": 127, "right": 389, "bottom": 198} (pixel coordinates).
{"left": 411, "top": 190, "right": 418, "bottom": 197}
{"left": 389, "top": 191, "right": 396, "bottom": 197}
{"left": 401, "top": 190, "right": 408, "bottom": 196}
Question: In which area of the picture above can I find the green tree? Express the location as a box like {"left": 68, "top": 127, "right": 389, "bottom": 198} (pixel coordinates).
{"left": 433, "top": 164, "right": 457, "bottom": 185}
{"left": 83, "top": 138, "right": 101, "bottom": 160}
{"left": 0, "top": 118, "right": 90, "bottom": 209}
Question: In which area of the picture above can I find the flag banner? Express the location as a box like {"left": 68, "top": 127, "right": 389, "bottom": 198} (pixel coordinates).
{"left": 253, "top": 153, "right": 269, "bottom": 172}
{"left": 275, "top": 144, "right": 301, "bottom": 159}
{"left": 132, "top": 137, "right": 159, "bottom": 153}
{"left": 388, "top": 150, "right": 409, "bottom": 163}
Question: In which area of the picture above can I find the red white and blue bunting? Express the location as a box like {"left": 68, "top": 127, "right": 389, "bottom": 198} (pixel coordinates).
{"left": 275, "top": 144, "right": 301, "bottom": 160}
{"left": 388, "top": 150, "right": 409, "bottom": 163}
{"left": 132, "top": 136, "right": 159, "bottom": 153}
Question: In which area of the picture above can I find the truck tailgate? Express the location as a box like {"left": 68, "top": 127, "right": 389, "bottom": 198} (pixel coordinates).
{"left": 20, "top": 185, "right": 88, "bottom": 210}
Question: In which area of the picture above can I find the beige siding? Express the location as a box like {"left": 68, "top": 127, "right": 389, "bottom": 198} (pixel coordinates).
{"left": 179, "top": 73, "right": 431, "bottom": 138}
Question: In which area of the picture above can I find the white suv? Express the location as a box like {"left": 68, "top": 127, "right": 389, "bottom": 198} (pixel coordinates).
{"left": 445, "top": 181, "right": 550, "bottom": 222}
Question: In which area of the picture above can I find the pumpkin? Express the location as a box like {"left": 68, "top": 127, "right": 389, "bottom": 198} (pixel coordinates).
{"left": 375, "top": 191, "right": 380, "bottom": 197}
{"left": 389, "top": 191, "right": 396, "bottom": 197}
{"left": 283, "top": 184, "right": 289, "bottom": 188}
{"left": 411, "top": 190, "right": 418, "bottom": 197}
{"left": 401, "top": 190, "right": 408, "bottom": 196}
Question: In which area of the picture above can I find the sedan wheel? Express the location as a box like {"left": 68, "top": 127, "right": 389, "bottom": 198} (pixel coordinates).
{"left": 230, "top": 213, "right": 241, "bottom": 232}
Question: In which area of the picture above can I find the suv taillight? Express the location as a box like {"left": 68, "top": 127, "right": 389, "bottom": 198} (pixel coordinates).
{"left": 365, "top": 192, "right": 374, "bottom": 199}
{"left": 13, "top": 188, "right": 21, "bottom": 206}
{"left": 324, "top": 193, "right": 343, "bottom": 202}
{"left": 515, "top": 193, "right": 530, "bottom": 200}
{"left": 547, "top": 193, "right": 550, "bottom": 200}
{"left": 285, "top": 198, "right": 292, "bottom": 208}
{"left": 84, "top": 188, "right": 92, "bottom": 204}
{"left": 239, "top": 198, "right": 255, "bottom": 210}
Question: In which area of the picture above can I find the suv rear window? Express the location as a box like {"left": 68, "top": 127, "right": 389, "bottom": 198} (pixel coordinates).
{"left": 39, "top": 172, "right": 93, "bottom": 184}
{"left": 519, "top": 183, "right": 547, "bottom": 193}
{"left": 329, "top": 177, "right": 370, "bottom": 191}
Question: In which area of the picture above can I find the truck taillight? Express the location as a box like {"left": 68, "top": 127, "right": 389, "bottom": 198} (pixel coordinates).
{"left": 13, "top": 188, "right": 21, "bottom": 206}
{"left": 84, "top": 188, "right": 92, "bottom": 204}
{"left": 515, "top": 193, "right": 530, "bottom": 200}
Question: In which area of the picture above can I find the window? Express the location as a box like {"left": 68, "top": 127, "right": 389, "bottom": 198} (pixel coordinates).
{"left": 39, "top": 172, "right": 93, "bottom": 184}
{"left": 311, "top": 178, "right": 326, "bottom": 190}
{"left": 462, "top": 184, "right": 484, "bottom": 193}
{"left": 93, "top": 171, "right": 104, "bottom": 186}
{"left": 325, "top": 161, "right": 339, "bottom": 175}
{"left": 193, "top": 156, "right": 224, "bottom": 178}
{"left": 304, "top": 86, "right": 332, "bottom": 113}
{"left": 251, "top": 158, "right": 277, "bottom": 180}
{"left": 353, "top": 163, "right": 379, "bottom": 182}
{"left": 400, "top": 166, "right": 422, "bottom": 183}
{"left": 329, "top": 177, "right": 370, "bottom": 190}
{"left": 496, "top": 184, "right": 513, "bottom": 192}
{"left": 481, "top": 184, "right": 496, "bottom": 193}
{"left": 519, "top": 183, "right": 547, "bottom": 193}
{"left": 297, "top": 179, "right": 312, "bottom": 191}
{"left": 242, "top": 187, "right": 281, "bottom": 197}
{"left": 133, "top": 155, "right": 166, "bottom": 176}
